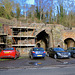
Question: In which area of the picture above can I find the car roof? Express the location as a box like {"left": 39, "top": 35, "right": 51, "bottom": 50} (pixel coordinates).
{"left": 69, "top": 47, "right": 75, "bottom": 48}
{"left": 3, "top": 48, "right": 14, "bottom": 50}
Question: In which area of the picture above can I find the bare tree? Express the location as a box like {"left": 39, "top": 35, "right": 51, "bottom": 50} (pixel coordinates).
{"left": 21, "top": 0, "right": 27, "bottom": 19}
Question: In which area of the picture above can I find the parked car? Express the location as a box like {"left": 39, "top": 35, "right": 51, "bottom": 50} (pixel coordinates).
{"left": 0, "top": 47, "right": 20, "bottom": 59}
{"left": 29, "top": 47, "right": 46, "bottom": 59}
{"left": 47, "top": 47, "right": 71, "bottom": 59}
{"left": 67, "top": 47, "right": 75, "bottom": 58}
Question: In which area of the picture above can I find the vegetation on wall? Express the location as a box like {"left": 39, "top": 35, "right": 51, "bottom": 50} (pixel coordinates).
{"left": 0, "top": 23, "right": 2, "bottom": 27}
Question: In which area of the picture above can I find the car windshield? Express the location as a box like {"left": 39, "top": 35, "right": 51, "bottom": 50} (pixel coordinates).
{"left": 67, "top": 47, "right": 75, "bottom": 50}
{"left": 72, "top": 48, "right": 75, "bottom": 50}
{"left": 54, "top": 48, "right": 65, "bottom": 52}
{"left": 68, "top": 47, "right": 75, "bottom": 50}
{"left": 3, "top": 48, "right": 14, "bottom": 50}
{"left": 33, "top": 48, "right": 44, "bottom": 51}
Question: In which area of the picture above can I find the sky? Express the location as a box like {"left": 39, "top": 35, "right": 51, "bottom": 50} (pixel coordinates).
{"left": 16, "top": 0, "right": 75, "bottom": 15}
{"left": 15, "top": 0, "right": 34, "bottom": 6}
{"left": 15, "top": 0, "right": 35, "bottom": 14}
{"left": 26, "top": 0, "right": 34, "bottom": 5}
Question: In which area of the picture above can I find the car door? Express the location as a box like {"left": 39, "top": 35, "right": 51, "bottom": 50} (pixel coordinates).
{"left": 50, "top": 48, "right": 55, "bottom": 57}
{"left": 49, "top": 48, "right": 53, "bottom": 57}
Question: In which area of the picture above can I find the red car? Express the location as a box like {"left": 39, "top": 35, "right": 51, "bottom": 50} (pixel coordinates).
{"left": 0, "top": 47, "right": 20, "bottom": 59}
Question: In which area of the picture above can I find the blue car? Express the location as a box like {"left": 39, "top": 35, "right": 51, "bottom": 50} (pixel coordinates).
{"left": 29, "top": 47, "right": 46, "bottom": 59}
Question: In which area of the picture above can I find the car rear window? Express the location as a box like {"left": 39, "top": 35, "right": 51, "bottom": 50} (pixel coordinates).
{"left": 3, "top": 48, "right": 14, "bottom": 50}
{"left": 54, "top": 48, "right": 64, "bottom": 52}
{"left": 33, "top": 48, "right": 44, "bottom": 51}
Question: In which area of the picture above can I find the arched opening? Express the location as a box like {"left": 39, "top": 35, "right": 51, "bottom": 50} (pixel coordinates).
{"left": 36, "top": 30, "right": 50, "bottom": 51}
{"left": 64, "top": 38, "right": 75, "bottom": 49}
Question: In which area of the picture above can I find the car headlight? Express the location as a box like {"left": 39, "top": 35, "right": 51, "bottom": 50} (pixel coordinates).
{"left": 68, "top": 53, "right": 71, "bottom": 55}
{"left": 57, "top": 53, "right": 61, "bottom": 56}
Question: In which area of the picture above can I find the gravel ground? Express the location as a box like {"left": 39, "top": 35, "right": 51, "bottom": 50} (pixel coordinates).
{"left": 0, "top": 56, "right": 75, "bottom": 69}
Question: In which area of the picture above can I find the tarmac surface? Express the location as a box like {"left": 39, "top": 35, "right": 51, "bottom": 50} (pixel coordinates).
{"left": 0, "top": 56, "right": 75, "bottom": 69}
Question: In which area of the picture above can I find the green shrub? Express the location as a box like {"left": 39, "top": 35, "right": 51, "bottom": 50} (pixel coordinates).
{"left": 0, "top": 23, "right": 2, "bottom": 27}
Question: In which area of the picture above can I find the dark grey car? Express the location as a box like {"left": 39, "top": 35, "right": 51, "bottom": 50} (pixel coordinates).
{"left": 47, "top": 48, "right": 71, "bottom": 59}
{"left": 67, "top": 47, "right": 75, "bottom": 58}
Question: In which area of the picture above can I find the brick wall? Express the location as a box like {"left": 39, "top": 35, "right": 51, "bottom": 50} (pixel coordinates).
{"left": 3, "top": 25, "right": 12, "bottom": 35}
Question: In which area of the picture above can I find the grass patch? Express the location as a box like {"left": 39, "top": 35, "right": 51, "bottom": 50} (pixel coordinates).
{"left": 0, "top": 56, "right": 29, "bottom": 61}
{"left": 0, "top": 23, "right": 2, "bottom": 27}
{"left": 0, "top": 58, "right": 12, "bottom": 61}
{"left": 0, "top": 55, "right": 29, "bottom": 61}
{"left": 18, "top": 56, "right": 29, "bottom": 59}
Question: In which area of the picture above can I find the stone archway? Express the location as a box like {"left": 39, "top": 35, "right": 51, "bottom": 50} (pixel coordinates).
{"left": 64, "top": 38, "right": 75, "bottom": 49}
{"left": 36, "top": 30, "right": 50, "bottom": 50}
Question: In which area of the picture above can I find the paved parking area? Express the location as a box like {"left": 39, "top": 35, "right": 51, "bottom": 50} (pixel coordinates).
{"left": 0, "top": 56, "right": 75, "bottom": 69}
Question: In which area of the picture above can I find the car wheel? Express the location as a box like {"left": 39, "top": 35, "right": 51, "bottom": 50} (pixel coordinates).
{"left": 18, "top": 54, "right": 20, "bottom": 58}
{"left": 54, "top": 54, "right": 57, "bottom": 59}
{"left": 14, "top": 55, "right": 17, "bottom": 60}
{"left": 73, "top": 54, "right": 75, "bottom": 58}
{"left": 31, "top": 55, "right": 33, "bottom": 59}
